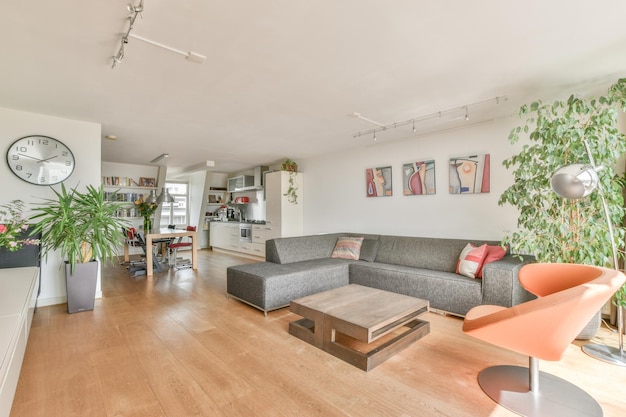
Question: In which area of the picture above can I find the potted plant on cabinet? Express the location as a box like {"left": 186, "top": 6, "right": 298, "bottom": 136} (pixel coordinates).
{"left": 281, "top": 158, "right": 299, "bottom": 204}
{"left": 30, "top": 184, "right": 128, "bottom": 313}
{"left": 499, "top": 78, "right": 626, "bottom": 339}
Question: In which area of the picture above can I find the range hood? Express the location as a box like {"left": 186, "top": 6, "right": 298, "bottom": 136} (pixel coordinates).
{"left": 231, "top": 166, "right": 269, "bottom": 192}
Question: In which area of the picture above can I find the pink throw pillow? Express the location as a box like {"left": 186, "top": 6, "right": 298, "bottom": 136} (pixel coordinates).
{"left": 331, "top": 237, "right": 364, "bottom": 260}
{"left": 456, "top": 243, "right": 488, "bottom": 279}
{"left": 476, "top": 245, "right": 507, "bottom": 278}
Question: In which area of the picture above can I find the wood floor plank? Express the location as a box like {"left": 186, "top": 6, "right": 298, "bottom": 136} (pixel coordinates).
{"left": 9, "top": 249, "right": 626, "bottom": 417}
{"left": 89, "top": 344, "right": 167, "bottom": 417}
{"left": 117, "top": 320, "right": 227, "bottom": 417}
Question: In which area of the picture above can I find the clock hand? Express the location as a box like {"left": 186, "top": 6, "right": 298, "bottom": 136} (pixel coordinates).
{"left": 17, "top": 152, "right": 46, "bottom": 162}
{"left": 40, "top": 155, "right": 59, "bottom": 163}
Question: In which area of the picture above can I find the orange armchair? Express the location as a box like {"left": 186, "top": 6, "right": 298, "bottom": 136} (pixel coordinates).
{"left": 463, "top": 263, "right": 625, "bottom": 417}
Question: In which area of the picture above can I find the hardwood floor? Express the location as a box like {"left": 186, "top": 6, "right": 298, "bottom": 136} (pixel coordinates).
{"left": 10, "top": 250, "right": 626, "bottom": 417}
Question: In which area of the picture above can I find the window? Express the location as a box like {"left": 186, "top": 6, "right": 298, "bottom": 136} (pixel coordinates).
{"left": 160, "top": 182, "right": 188, "bottom": 227}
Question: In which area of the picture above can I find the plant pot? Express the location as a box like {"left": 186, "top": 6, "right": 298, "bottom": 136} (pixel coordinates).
{"left": 65, "top": 261, "right": 98, "bottom": 314}
{"left": 576, "top": 310, "right": 601, "bottom": 340}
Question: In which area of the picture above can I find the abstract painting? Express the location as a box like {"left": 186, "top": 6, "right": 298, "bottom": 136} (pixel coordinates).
{"left": 366, "top": 166, "right": 393, "bottom": 197}
{"left": 449, "top": 154, "right": 490, "bottom": 194}
{"left": 403, "top": 160, "right": 436, "bottom": 195}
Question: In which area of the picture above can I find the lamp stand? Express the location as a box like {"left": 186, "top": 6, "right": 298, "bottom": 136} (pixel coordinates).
{"left": 579, "top": 140, "right": 626, "bottom": 366}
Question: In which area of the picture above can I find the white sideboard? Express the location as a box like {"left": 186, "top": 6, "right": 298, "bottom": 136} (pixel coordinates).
{"left": 0, "top": 267, "right": 39, "bottom": 417}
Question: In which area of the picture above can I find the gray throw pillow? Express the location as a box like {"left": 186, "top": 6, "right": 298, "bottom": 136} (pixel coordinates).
{"left": 359, "top": 238, "right": 380, "bottom": 262}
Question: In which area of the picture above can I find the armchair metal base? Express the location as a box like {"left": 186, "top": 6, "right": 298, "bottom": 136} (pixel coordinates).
{"left": 478, "top": 364, "right": 602, "bottom": 417}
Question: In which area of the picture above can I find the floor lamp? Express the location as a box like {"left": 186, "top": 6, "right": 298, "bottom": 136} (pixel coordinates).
{"left": 550, "top": 140, "right": 626, "bottom": 366}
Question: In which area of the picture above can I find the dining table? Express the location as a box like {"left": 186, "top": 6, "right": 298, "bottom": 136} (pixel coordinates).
{"left": 124, "top": 228, "right": 198, "bottom": 276}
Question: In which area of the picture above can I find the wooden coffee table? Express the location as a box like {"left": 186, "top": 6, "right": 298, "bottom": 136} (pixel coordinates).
{"left": 289, "top": 284, "right": 430, "bottom": 371}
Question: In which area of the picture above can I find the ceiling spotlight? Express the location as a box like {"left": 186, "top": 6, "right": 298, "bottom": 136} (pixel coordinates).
{"left": 412, "top": 120, "right": 416, "bottom": 133}
{"left": 150, "top": 153, "right": 170, "bottom": 163}
{"left": 105, "top": 135, "right": 118, "bottom": 140}
{"left": 465, "top": 106, "right": 469, "bottom": 121}
{"left": 127, "top": 1, "right": 143, "bottom": 13}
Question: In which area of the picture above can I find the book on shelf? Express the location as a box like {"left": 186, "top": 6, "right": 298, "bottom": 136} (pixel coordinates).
{"left": 102, "top": 176, "right": 142, "bottom": 187}
{"left": 104, "top": 191, "right": 148, "bottom": 203}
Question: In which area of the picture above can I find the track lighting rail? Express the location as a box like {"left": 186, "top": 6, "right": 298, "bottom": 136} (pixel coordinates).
{"left": 352, "top": 96, "right": 507, "bottom": 140}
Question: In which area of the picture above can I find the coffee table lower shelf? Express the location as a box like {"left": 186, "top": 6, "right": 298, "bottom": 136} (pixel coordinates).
{"left": 289, "top": 285, "right": 430, "bottom": 371}
{"left": 292, "top": 317, "right": 429, "bottom": 371}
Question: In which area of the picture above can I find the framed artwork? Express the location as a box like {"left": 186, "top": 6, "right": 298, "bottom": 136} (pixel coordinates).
{"left": 449, "top": 154, "right": 490, "bottom": 194}
{"left": 139, "top": 177, "right": 156, "bottom": 187}
{"left": 403, "top": 160, "right": 436, "bottom": 195}
{"left": 366, "top": 166, "right": 393, "bottom": 197}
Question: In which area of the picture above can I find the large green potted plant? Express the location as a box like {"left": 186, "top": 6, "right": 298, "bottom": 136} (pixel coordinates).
{"left": 31, "top": 184, "right": 128, "bottom": 313}
{"left": 499, "top": 78, "right": 626, "bottom": 339}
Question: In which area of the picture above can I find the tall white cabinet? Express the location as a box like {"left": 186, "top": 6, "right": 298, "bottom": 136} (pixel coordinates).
{"left": 265, "top": 171, "right": 303, "bottom": 239}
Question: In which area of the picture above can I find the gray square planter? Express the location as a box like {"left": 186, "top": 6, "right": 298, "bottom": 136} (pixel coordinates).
{"left": 65, "top": 261, "right": 98, "bottom": 314}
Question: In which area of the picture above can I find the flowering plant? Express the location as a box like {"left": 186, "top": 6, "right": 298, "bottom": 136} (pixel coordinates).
{"left": 0, "top": 200, "right": 39, "bottom": 251}
{"left": 134, "top": 197, "right": 158, "bottom": 218}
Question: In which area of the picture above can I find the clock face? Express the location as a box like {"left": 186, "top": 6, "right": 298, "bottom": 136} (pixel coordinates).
{"left": 6, "top": 135, "right": 75, "bottom": 185}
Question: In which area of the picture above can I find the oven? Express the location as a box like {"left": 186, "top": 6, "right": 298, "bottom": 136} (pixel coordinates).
{"left": 239, "top": 223, "right": 252, "bottom": 242}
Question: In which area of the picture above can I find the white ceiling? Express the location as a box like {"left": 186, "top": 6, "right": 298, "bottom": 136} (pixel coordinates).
{"left": 2, "top": 1, "right": 626, "bottom": 174}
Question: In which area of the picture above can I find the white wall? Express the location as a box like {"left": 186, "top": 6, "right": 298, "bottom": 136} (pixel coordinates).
{"left": 1, "top": 107, "right": 102, "bottom": 307}
{"left": 301, "top": 116, "right": 524, "bottom": 240}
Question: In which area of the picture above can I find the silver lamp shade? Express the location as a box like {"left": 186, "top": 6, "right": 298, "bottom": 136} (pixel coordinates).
{"left": 156, "top": 187, "right": 175, "bottom": 204}
{"left": 550, "top": 164, "right": 599, "bottom": 199}
{"left": 145, "top": 189, "right": 158, "bottom": 204}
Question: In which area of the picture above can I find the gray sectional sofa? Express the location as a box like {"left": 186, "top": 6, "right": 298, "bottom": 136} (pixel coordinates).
{"left": 226, "top": 233, "right": 534, "bottom": 316}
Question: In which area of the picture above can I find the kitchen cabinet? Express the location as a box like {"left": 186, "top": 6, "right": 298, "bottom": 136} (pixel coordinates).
{"left": 251, "top": 225, "right": 266, "bottom": 257}
{"left": 210, "top": 222, "right": 230, "bottom": 249}
{"left": 265, "top": 171, "right": 303, "bottom": 238}
{"left": 228, "top": 224, "right": 240, "bottom": 251}
{"left": 227, "top": 175, "right": 254, "bottom": 192}
{"left": 210, "top": 221, "right": 266, "bottom": 258}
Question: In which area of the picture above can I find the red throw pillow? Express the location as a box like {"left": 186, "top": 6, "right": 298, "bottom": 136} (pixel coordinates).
{"left": 456, "top": 243, "right": 488, "bottom": 279}
{"left": 476, "top": 245, "right": 507, "bottom": 278}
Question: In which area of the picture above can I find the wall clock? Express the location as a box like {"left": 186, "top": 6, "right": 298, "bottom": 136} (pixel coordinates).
{"left": 6, "top": 135, "right": 75, "bottom": 185}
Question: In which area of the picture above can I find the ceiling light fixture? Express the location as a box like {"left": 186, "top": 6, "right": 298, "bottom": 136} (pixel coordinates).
{"left": 111, "top": 0, "right": 206, "bottom": 68}
{"left": 128, "top": 33, "right": 207, "bottom": 64}
{"left": 347, "top": 112, "right": 385, "bottom": 127}
{"left": 112, "top": 0, "right": 143, "bottom": 69}
{"left": 127, "top": 1, "right": 143, "bottom": 13}
{"left": 156, "top": 187, "right": 176, "bottom": 204}
{"left": 352, "top": 96, "right": 507, "bottom": 140}
{"left": 105, "top": 135, "right": 118, "bottom": 140}
{"left": 150, "top": 153, "right": 169, "bottom": 163}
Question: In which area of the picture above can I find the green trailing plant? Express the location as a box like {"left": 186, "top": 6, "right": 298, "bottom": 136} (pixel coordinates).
{"left": 281, "top": 159, "right": 298, "bottom": 204}
{"left": 499, "top": 78, "right": 626, "bottom": 309}
{"left": 30, "top": 183, "right": 129, "bottom": 272}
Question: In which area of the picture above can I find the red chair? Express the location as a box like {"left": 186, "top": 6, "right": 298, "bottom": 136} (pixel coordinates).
{"left": 168, "top": 226, "right": 196, "bottom": 269}
{"left": 463, "top": 263, "right": 625, "bottom": 417}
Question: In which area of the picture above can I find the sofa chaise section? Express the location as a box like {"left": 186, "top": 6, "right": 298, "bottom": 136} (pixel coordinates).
{"left": 226, "top": 258, "right": 353, "bottom": 315}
